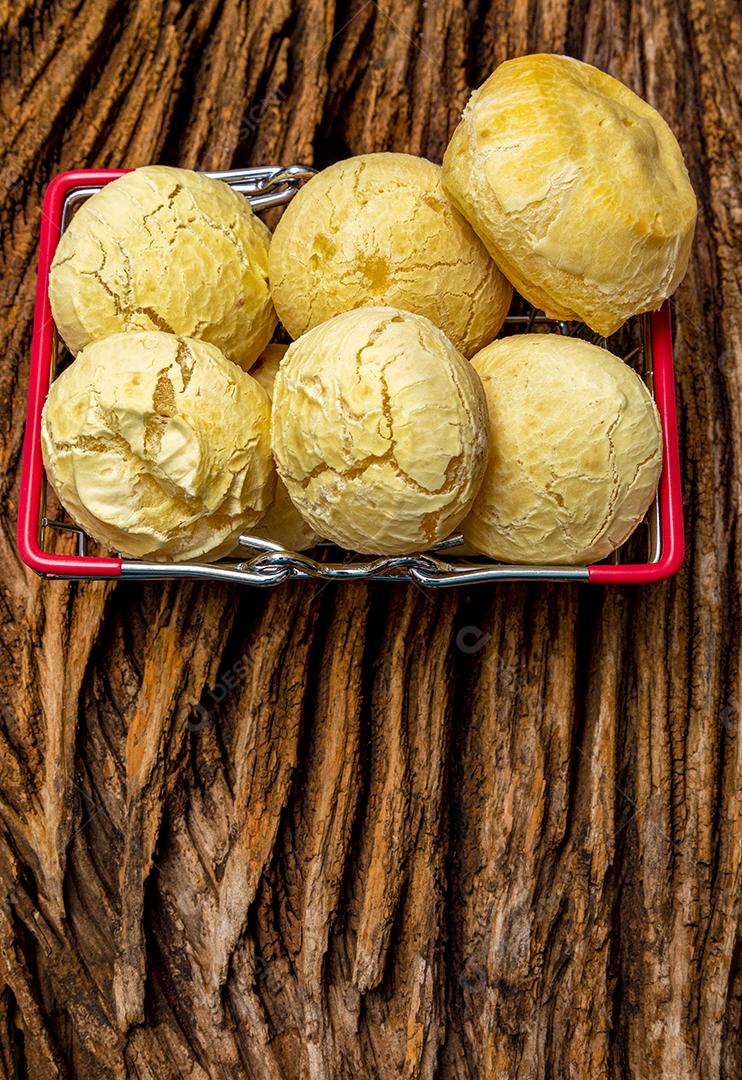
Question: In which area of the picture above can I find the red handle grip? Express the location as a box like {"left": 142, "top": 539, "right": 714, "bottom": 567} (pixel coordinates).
{"left": 17, "top": 171, "right": 127, "bottom": 577}
{"left": 588, "top": 302, "right": 684, "bottom": 583}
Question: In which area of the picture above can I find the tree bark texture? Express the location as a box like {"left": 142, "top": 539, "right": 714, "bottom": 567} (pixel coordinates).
{"left": 0, "top": 1, "right": 740, "bottom": 1078}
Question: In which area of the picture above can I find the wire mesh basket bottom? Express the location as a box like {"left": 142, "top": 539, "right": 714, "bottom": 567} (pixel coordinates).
{"left": 18, "top": 165, "right": 684, "bottom": 587}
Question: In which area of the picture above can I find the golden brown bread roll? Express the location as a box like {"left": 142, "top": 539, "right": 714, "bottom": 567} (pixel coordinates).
{"left": 41, "top": 331, "right": 274, "bottom": 561}
{"left": 462, "top": 333, "right": 663, "bottom": 564}
{"left": 442, "top": 54, "right": 697, "bottom": 336}
{"left": 271, "top": 307, "right": 489, "bottom": 555}
{"left": 269, "top": 153, "right": 512, "bottom": 357}
{"left": 49, "top": 166, "right": 276, "bottom": 370}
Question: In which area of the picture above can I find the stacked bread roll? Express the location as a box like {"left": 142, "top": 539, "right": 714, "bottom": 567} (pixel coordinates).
{"left": 44, "top": 55, "right": 695, "bottom": 565}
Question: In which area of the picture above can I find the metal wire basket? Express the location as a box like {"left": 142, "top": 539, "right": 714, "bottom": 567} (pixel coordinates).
{"left": 17, "top": 165, "right": 684, "bottom": 586}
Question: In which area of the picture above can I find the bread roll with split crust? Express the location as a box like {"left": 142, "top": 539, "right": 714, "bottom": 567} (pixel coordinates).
{"left": 442, "top": 54, "right": 697, "bottom": 336}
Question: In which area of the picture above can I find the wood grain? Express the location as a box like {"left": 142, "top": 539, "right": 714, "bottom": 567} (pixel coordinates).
{"left": 0, "top": 1, "right": 740, "bottom": 1077}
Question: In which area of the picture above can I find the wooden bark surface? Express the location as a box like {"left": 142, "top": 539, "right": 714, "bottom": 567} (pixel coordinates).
{"left": 0, "top": 1, "right": 740, "bottom": 1077}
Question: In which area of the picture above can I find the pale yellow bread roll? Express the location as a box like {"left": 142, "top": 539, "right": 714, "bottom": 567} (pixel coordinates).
{"left": 271, "top": 307, "right": 490, "bottom": 555}
{"left": 462, "top": 333, "right": 663, "bottom": 564}
{"left": 241, "top": 344, "right": 321, "bottom": 551}
{"left": 41, "top": 331, "right": 274, "bottom": 561}
{"left": 442, "top": 54, "right": 697, "bottom": 336}
{"left": 269, "top": 153, "right": 512, "bottom": 357}
{"left": 49, "top": 166, "right": 276, "bottom": 370}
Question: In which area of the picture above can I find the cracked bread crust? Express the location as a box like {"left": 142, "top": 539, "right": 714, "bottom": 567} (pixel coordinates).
{"left": 49, "top": 166, "right": 276, "bottom": 370}
{"left": 41, "top": 331, "right": 274, "bottom": 561}
{"left": 462, "top": 334, "right": 663, "bottom": 564}
{"left": 271, "top": 307, "right": 489, "bottom": 556}
{"left": 268, "top": 153, "right": 512, "bottom": 357}
{"left": 442, "top": 54, "right": 697, "bottom": 336}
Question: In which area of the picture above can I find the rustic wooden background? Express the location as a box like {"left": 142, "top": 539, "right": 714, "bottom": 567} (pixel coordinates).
{"left": 1, "top": 1, "right": 740, "bottom": 1077}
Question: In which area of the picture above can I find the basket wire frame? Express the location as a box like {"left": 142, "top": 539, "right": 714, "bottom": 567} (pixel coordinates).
{"left": 36, "top": 165, "right": 663, "bottom": 587}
